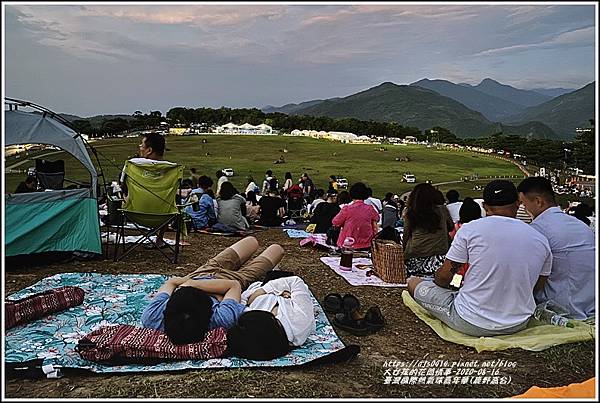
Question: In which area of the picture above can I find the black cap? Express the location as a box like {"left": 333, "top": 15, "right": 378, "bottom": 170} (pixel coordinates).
{"left": 483, "top": 180, "right": 518, "bottom": 206}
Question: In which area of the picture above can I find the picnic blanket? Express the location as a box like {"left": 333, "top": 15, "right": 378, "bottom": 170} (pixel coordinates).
{"left": 5, "top": 273, "right": 354, "bottom": 376}
{"left": 320, "top": 257, "right": 407, "bottom": 287}
{"left": 402, "top": 291, "right": 595, "bottom": 352}
{"left": 284, "top": 229, "right": 311, "bottom": 238}
{"left": 299, "top": 233, "right": 338, "bottom": 251}
{"left": 512, "top": 377, "right": 596, "bottom": 398}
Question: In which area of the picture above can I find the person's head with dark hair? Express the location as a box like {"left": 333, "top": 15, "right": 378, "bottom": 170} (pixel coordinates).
{"left": 446, "top": 189, "right": 460, "bottom": 204}
{"left": 163, "top": 287, "right": 213, "bottom": 345}
{"left": 384, "top": 192, "right": 394, "bottom": 203}
{"left": 219, "top": 182, "right": 236, "bottom": 200}
{"left": 266, "top": 169, "right": 273, "bottom": 177}
{"left": 205, "top": 188, "right": 216, "bottom": 199}
{"left": 459, "top": 197, "right": 482, "bottom": 224}
{"left": 139, "top": 133, "right": 168, "bottom": 159}
{"left": 190, "top": 167, "right": 197, "bottom": 174}
{"left": 329, "top": 175, "right": 337, "bottom": 181}
{"left": 405, "top": 183, "right": 442, "bottom": 233}
{"left": 246, "top": 190, "right": 258, "bottom": 205}
{"left": 216, "top": 170, "right": 224, "bottom": 178}
{"left": 198, "top": 175, "right": 214, "bottom": 190}
{"left": 349, "top": 182, "right": 369, "bottom": 200}
{"left": 366, "top": 187, "right": 374, "bottom": 198}
{"left": 483, "top": 180, "right": 520, "bottom": 218}
{"left": 316, "top": 188, "right": 326, "bottom": 199}
{"left": 226, "top": 310, "right": 291, "bottom": 360}
{"left": 572, "top": 203, "right": 593, "bottom": 226}
{"left": 337, "top": 190, "right": 351, "bottom": 205}
{"left": 516, "top": 177, "right": 556, "bottom": 219}
{"left": 285, "top": 172, "right": 292, "bottom": 180}
{"left": 434, "top": 189, "right": 445, "bottom": 205}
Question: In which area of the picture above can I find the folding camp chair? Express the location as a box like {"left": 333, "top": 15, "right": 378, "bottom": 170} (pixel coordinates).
{"left": 113, "top": 160, "right": 186, "bottom": 263}
{"left": 35, "top": 159, "right": 65, "bottom": 190}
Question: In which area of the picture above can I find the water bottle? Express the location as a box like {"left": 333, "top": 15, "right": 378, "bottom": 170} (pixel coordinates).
{"left": 533, "top": 302, "right": 574, "bottom": 328}
{"left": 339, "top": 237, "right": 355, "bottom": 271}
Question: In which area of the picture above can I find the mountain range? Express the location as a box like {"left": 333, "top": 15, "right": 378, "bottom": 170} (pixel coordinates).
{"left": 263, "top": 78, "right": 594, "bottom": 139}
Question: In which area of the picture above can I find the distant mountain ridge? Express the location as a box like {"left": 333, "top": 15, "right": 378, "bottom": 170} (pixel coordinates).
{"left": 409, "top": 78, "right": 524, "bottom": 121}
{"left": 262, "top": 99, "right": 337, "bottom": 114}
{"left": 462, "top": 78, "right": 553, "bottom": 107}
{"left": 530, "top": 87, "right": 576, "bottom": 98}
{"left": 288, "top": 82, "right": 556, "bottom": 139}
{"left": 504, "top": 82, "right": 595, "bottom": 138}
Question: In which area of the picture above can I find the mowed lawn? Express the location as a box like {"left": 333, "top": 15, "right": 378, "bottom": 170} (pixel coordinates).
{"left": 5, "top": 135, "right": 523, "bottom": 197}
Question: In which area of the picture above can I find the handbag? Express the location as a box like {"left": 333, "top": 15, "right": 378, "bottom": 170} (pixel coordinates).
{"left": 370, "top": 237, "right": 407, "bottom": 284}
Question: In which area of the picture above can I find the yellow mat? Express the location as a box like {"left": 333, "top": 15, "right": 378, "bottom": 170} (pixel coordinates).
{"left": 512, "top": 377, "right": 596, "bottom": 398}
{"left": 402, "top": 290, "right": 595, "bottom": 353}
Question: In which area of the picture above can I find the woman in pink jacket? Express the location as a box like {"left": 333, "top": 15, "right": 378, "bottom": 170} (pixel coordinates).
{"left": 332, "top": 182, "right": 380, "bottom": 250}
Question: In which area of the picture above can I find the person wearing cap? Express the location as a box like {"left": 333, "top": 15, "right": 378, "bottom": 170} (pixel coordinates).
{"left": 517, "top": 177, "right": 595, "bottom": 320}
{"left": 407, "top": 180, "right": 553, "bottom": 337}
{"left": 119, "top": 132, "right": 175, "bottom": 249}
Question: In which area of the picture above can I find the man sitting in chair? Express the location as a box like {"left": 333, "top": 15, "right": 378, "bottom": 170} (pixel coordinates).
{"left": 120, "top": 132, "right": 175, "bottom": 249}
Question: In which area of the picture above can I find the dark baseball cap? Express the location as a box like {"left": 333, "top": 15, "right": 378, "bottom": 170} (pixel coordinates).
{"left": 483, "top": 180, "right": 519, "bottom": 206}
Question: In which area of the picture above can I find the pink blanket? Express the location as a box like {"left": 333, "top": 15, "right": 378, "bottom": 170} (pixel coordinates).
{"left": 320, "top": 256, "right": 407, "bottom": 287}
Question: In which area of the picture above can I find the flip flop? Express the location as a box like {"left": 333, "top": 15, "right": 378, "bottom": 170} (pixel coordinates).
{"left": 364, "top": 306, "right": 385, "bottom": 332}
{"left": 323, "top": 293, "right": 344, "bottom": 314}
{"left": 332, "top": 313, "right": 370, "bottom": 336}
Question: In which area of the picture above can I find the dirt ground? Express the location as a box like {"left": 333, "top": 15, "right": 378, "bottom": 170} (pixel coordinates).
{"left": 4, "top": 229, "right": 596, "bottom": 398}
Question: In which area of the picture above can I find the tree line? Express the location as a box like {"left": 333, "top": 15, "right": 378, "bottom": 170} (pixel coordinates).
{"left": 70, "top": 107, "right": 595, "bottom": 175}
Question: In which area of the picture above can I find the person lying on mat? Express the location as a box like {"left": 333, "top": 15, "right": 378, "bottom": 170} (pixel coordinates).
{"left": 407, "top": 180, "right": 552, "bottom": 337}
{"left": 140, "top": 236, "right": 284, "bottom": 344}
{"left": 226, "top": 275, "right": 316, "bottom": 360}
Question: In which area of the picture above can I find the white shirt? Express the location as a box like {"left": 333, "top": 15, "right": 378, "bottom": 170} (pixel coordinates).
{"left": 365, "top": 197, "right": 383, "bottom": 225}
{"left": 119, "top": 157, "right": 176, "bottom": 183}
{"left": 473, "top": 198, "right": 487, "bottom": 217}
{"left": 530, "top": 207, "right": 595, "bottom": 320}
{"left": 446, "top": 201, "right": 463, "bottom": 223}
{"left": 308, "top": 198, "right": 325, "bottom": 214}
{"left": 447, "top": 216, "right": 552, "bottom": 330}
{"left": 216, "top": 176, "right": 228, "bottom": 196}
{"left": 245, "top": 181, "right": 259, "bottom": 195}
{"left": 241, "top": 276, "right": 316, "bottom": 346}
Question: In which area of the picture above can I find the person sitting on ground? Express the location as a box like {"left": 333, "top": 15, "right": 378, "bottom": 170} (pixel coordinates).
{"left": 515, "top": 203, "right": 533, "bottom": 224}
{"left": 308, "top": 189, "right": 326, "bottom": 215}
{"left": 445, "top": 189, "right": 463, "bottom": 224}
{"left": 310, "top": 190, "right": 341, "bottom": 234}
{"left": 407, "top": 180, "right": 553, "bottom": 337}
{"left": 184, "top": 175, "right": 217, "bottom": 230}
{"left": 381, "top": 192, "right": 399, "bottom": 229}
{"left": 189, "top": 167, "right": 200, "bottom": 189}
{"left": 141, "top": 236, "right": 284, "bottom": 344}
{"left": 120, "top": 132, "right": 174, "bottom": 249}
{"left": 327, "top": 175, "right": 339, "bottom": 193}
{"left": 216, "top": 170, "right": 228, "bottom": 198}
{"left": 449, "top": 197, "right": 482, "bottom": 240}
{"left": 282, "top": 172, "right": 293, "bottom": 192}
{"left": 262, "top": 170, "right": 276, "bottom": 195}
{"left": 245, "top": 176, "right": 260, "bottom": 196}
{"left": 364, "top": 187, "right": 383, "bottom": 222}
{"left": 402, "top": 183, "right": 454, "bottom": 278}
{"left": 14, "top": 175, "right": 38, "bottom": 193}
{"left": 332, "top": 182, "right": 379, "bottom": 250}
{"left": 257, "top": 188, "right": 286, "bottom": 227}
{"left": 228, "top": 275, "right": 316, "bottom": 360}
{"left": 245, "top": 190, "right": 260, "bottom": 224}
{"left": 336, "top": 190, "right": 352, "bottom": 209}
{"left": 217, "top": 182, "right": 250, "bottom": 231}
{"left": 517, "top": 177, "right": 595, "bottom": 320}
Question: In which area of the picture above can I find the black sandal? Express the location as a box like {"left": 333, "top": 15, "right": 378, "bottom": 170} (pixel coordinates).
{"left": 323, "top": 293, "right": 344, "bottom": 314}
{"left": 332, "top": 313, "right": 370, "bottom": 336}
{"left": 364, "top": 306, "right": 385, "bottom": 332}
{"left": 342, "top": 294, "right": 360, "bottom": 315}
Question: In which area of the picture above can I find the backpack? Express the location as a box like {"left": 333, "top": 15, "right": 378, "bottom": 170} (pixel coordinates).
{"left": 268, "top": 177, "right": 279, "bottom": 192}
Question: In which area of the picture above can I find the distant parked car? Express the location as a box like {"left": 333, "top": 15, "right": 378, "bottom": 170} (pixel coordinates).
{"left": 222, "top": 168, "right": 235, "bottom": 177}
{"left": 402, "top": 173, "right": 416, "bottom": 183}
{"left": 337, "top": 177, "right": 348, "bottom": 189}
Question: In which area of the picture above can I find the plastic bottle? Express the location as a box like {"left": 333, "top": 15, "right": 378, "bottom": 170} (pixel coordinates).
{"left": 533, "top": 303, "right": 574, "bottom": 328}
{"left": 339, "top": 237, "right": 355, "bottom": 271}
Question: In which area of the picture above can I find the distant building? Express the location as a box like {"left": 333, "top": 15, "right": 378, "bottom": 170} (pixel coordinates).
{"left": 215, "top": 122, "right": 273, "bottom": 135}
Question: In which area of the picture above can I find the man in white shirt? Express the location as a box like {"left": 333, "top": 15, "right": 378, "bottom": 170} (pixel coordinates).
{"left": 216, "top": 170, "right": 228, "bottom": 197}
{"left": 308, "top": 189, "right": 326, "bottom": 215}
{"left": 407, "top": 180, "right": 552, "bottom": 337}
{"left": 445, "top": 189, "right": 463, "bottom": 223}
{"left": 517, "top": 177, "right": 595, "bottom": 320}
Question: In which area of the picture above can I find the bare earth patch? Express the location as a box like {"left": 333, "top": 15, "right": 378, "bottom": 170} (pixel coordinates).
{"left": 4, "top": 229, "right": 595, "bottom": 398}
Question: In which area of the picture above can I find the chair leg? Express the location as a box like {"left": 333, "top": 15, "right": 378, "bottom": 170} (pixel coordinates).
{"left": 173, "top": 215, "right": 182, "bottom": 264}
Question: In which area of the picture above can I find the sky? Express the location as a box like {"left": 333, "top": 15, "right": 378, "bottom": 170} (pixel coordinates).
{"left": 3, "top": 2, "right": 597, "bottom": 117}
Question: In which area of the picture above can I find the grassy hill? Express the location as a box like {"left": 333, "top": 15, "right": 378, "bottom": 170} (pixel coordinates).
{"left": 5, "top": 135, "right": 523, "bottom": 199}
{"left": 292, "top": 82, "right": 555, "bottom": 139}
{"left": 504, "top": 82, "right": 595, "bottom": 138}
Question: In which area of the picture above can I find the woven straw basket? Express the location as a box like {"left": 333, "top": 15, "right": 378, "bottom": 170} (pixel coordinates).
{"left": 371, "top": 238, "right": 407, "bottom": 283}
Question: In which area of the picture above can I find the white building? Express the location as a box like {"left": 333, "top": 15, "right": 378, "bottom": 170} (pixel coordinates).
{"left": 215, "top": 122, "right": 273, "bottom": 135}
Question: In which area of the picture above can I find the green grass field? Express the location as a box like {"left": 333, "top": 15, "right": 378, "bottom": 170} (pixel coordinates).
{"left": 5, "top": 135, "right": 525, "bottom": 199}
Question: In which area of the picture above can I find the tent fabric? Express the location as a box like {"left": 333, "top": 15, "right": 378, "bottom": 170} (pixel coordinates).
{"left": 5, "top": 110, "right": 98, "bottom": 196}
{"left": 512, "top": 377, "right": 596, "bottom": 398}
{"left": 5, "top": 188, "right": 92, "bottom": 204}
{"left": 5, "top": 197, "right": 102, "bottom": 256}
{"left": 402, "top": 291, "right": 595, "bottom": 352}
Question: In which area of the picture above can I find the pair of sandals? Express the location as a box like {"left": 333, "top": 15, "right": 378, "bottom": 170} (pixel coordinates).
{"left": 323, "top": 293, "right": 385, "bottom": 336}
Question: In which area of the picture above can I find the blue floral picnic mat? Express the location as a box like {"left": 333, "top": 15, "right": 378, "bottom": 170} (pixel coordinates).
{"left": 5, "top": 273, "right": 349, "bottom": 374}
